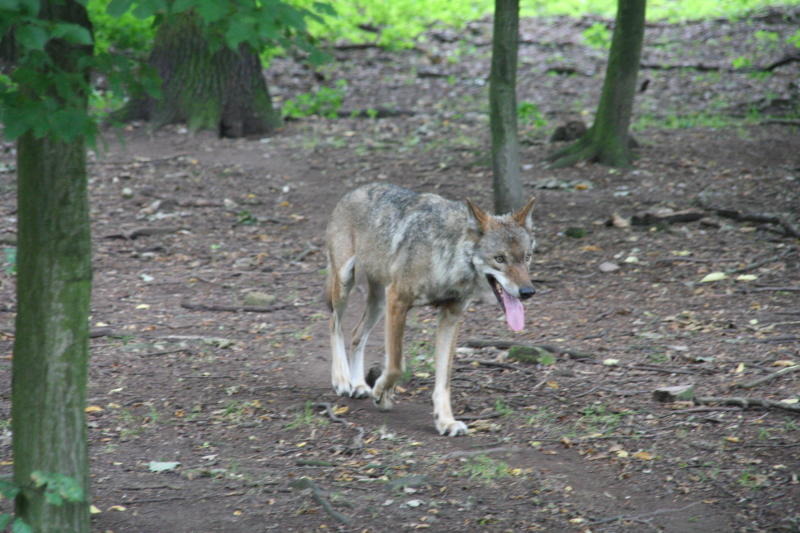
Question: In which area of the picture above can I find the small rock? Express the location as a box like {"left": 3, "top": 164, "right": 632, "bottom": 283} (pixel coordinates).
{"left": 599, "top": 261, "right": 620, "bottom": 273}
{"left": 121, "top": 187, "right": 134, "bottom": 199}
{"left": 653, "top": 384, "right": 695, "bottom": 403}
{"left": 244, "top": 291, "right": 276, "bottom": 306}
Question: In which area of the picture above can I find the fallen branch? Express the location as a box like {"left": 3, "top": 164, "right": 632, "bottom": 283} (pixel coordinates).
{"left": 750, "top": 287, "right": 800, "bottom": 293}
{"left": 694, "top": 396, "right": 800, "bottom": 414}
{"left": 456, "top": 359, "right": 536, "bottom": 375}
{"left": 289, "top": 478, "right": 352, "bottom": 526}
{"left": 180, "top": 300, "right": 291, "bottom": 313}
{"left": 463, "top": 338, "right": 594, "bottom": 360}
{"left": 736, "top": 365, "right": 800, "bottom": 389}
{"left": 103, "top": 226, "right": 184, "bottom": 240}
{"left": 589, "top": 501, "right": 702, "bottom": 526}
{"left": 696, "top": 201, "right": 800, "bottom": 239}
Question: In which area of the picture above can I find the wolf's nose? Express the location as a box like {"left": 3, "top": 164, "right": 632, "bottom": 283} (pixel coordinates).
{"left": 519, "top": 287, "right": 535, "bottom": 300}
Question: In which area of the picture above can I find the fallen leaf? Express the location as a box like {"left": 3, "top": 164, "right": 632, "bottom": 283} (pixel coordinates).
{"left": 633, "top": 451, "right": 654, "bottom": 461}
{"left": 735, "top": 362, "right": 746, "bottom": 374}
{"left": 148, "top": 461, "right": 180, "bottom": 473}
{"left": 108, "top": 505, "right": 127, "bottom": 512}
{"left": 333, "top": 405, "right": 349, "bottom": 415}
{"left": 603, "top": 358, "right": 620, "bottom": 366}
{"left": 84, "top": 405, "right": 104, "bottom": 413}
{"left": 89, "top": 505, "right": 102, "bottom": 514}
{"left": 735, "top": 274, "right": 758, "bottom": 281}
{"left": 700, "top": 272, "right": 728, "bottom": 283}
{"left": 725, "top": 436, "right": 740, "bottom": 443}
{"left": 772, "top": 360, "right": 797, "bottom": 367}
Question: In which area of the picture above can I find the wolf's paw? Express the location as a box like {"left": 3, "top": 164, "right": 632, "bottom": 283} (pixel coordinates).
{"left": 372, "top": 382, "right": 395, "bottom": 411}
{"left": 436, "top": 419, "right": 468, "bottom": 437}
{"left": 349, "top": 382, "right": 372, "bottom": 399}
{"left": 331, "top": 378, "right": 352, "bottom": 397}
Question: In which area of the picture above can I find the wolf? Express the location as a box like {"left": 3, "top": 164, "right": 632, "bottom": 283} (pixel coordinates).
{"left": 324, "top": 183, "right": 536, "bottom": 436}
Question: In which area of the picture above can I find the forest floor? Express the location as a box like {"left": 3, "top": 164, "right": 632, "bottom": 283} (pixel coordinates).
{"left": 1, "top": 7, "right": 800, "bottom": 533}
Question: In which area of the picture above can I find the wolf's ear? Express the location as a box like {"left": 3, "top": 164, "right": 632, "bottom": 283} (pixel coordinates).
{"left": 512, "top": 197, "right": 536, "bottom": 231}
{"left": 466, "top": 198, "right": 492, "bottom": 233}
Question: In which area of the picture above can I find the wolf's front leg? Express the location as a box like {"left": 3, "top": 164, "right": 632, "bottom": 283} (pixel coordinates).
{"left": 373, "top": 285, "right": 410, "bottom": 411}
{"left": 432, "top": 304, "right": 468, "bottom": 437}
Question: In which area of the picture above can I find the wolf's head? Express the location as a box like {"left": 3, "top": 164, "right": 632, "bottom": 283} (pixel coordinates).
{"left": 466, "top": 198, "right": 536, "bottom": 332}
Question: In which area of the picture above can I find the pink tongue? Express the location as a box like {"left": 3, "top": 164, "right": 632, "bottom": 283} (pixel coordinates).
{"left": 501, "top": 289, "right": 525, "bottom": 331}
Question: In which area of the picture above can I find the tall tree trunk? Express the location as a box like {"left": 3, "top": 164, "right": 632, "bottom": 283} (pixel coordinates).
{"left": 489, "top": 0, "right": 523, "bottom": 214}
{"left": 13, "top": 2, "right": 92, "bottom": 531}
{"left": 121, "top": 12, "right": 281, "bottom": 137}
{"left": 548, "top": 0, "right": 646, "bottom": 168}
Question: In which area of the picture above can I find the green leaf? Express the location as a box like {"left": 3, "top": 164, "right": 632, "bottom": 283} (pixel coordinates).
{"left": 148, "top": 461, "right": 180, "bottom": 473}
{"left": 0, "top": 478, "right": 20, "bottom": 500}
{"left": 52, "top": 23, "right": 93, "bottom": 46}
{"left": 106, "top": 0, "right": 134, "bottom": 17}
{"left": 12, "top": 518, "right": 33, "bottom": 533}
{"left": 195, "top": 0, "right": 227, "bottom": 23}
{"left": 44, "top": 491, "right": 64, "bottom": 506}
{"left": 16, "top": 23, "right": 49, "bottom": 51}
{"left": 312, "top": 1, "right": 336, "bottom": 17}
{"left": 0, "top": 515, "right": 11, "bottom": 530}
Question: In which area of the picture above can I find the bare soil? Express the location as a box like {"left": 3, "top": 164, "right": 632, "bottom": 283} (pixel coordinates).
{"left": 1, "top": 9, "right": 799, "bottom": 533}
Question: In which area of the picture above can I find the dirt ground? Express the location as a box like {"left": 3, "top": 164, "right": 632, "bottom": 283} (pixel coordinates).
{"left": 1, "top": 8, "right": 800, "bottom": 533}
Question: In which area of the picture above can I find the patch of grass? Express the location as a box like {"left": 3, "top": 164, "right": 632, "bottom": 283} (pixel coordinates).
{"left": 282, "top": 80, "right": 347, "bottom": 119}
{"left": 582, "top": 22, "right": 611, "bottom": 50}
{"left": 633, "top": 111, "right": 740, "bottom": 131}
{"left": 494, "top": 399, "right": 513, "bottom": 417}
{"left": 286, "top": 401, "right": 328, "bottom": 429}
{"left": 401, "top": 341, "right": 434, "bottom": 383}
{"left": 578, "top": 404, "right": 626, "bottom": 435}
{"left": 526, "top": 407, "right": 557, "bottom": 427}
{"left": 459, "top": 454, "right": 511, "bottom": 482}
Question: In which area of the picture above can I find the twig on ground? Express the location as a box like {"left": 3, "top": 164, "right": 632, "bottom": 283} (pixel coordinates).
{"left": 736, "top": 365, "right": 800, "bottom": 389}
{"left": 180, "top": 300, "right": 291, "bottom": 313}
{"left": 290, "top": 478, "right": 352, "bottom": 526}
{"left": 694, "top": 396, "right": 800, "bottom": 413}
{"left": 313, "top": 402, "right": 348, "bottom": 424}
{"left": 463, "top": 338, "right": 594, "bottom": 359}
{"left": 456, "top": 359, "right": 536, "bottom": 375}
{"left": 440, "top": 445, "right": 521, "bottom": 459}
{"left": 589, "top": 501, "right": 702, "bottom": 526}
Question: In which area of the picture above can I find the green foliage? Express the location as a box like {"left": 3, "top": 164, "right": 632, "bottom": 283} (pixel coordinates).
{"left": 30, "top": 471, "right": 86, "bottom": 506}
{"left": 2, "top": 247, "right": 16, "bottom": 274}
{"left": 88, "top": 0, "right": 155, "bottom": 56}
{"left": 517, "top": 101, "right": 547, "bottom": 129}
{"left": 0, "top": 472, "right": 84, "bottom": 533}
{"left": 582, "top": 22, "right": 611, "bottom": 50}
{"left": 789, "top": 29, "right": 800, "bottom": 48}
{"left": 282, "top": 80, "right": 346, "bottom": 119}
{"left": 459, "top": 455, "right": 511, "bottom": 482}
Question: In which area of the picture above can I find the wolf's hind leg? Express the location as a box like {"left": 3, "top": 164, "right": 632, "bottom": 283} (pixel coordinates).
{"left": 372, "top": 284, "right": 410, "bottom": 411}
{"left": 348, "top": 279, "right": 385, "bottom": 398}
{"left": 329, "top": 256, "right": 356, "bottom": 396}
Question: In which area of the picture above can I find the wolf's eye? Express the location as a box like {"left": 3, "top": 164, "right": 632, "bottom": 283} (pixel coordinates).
{"left": 494, "top": 255, "right": 506, "bottom": 264}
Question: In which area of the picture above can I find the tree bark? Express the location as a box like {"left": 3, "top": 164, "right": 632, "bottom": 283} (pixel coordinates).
{"left": 489, "top": 0, "right": 523, "bottom": 214}
{"left": 548, "top": 0, "right": 646, "bottom": 168}
{"left": 121, "top": 12, "right": 281, "bottom": 137}
{"left": 13, "top": 2, "right": 92, "bottom": 531}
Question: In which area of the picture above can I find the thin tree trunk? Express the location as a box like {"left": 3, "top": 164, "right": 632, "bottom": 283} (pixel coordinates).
{"left": 12, "top": 2, "right": 92, "bottom": 531}
{"left": 121, "top": 12, "right": 281, "bottom": 137}
{"left": 489, "top": 0, "right": 523, "bottom": 214}
{"left": 548, "top": 0, "right": 646, "bottom": 168}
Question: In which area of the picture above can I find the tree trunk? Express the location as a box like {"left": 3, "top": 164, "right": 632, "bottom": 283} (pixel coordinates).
{"left": 489, "top": 0, "right": 523, "bottom": 214}
{"left": 548, "top": 0, "right": 646, "bottom": 168}
{"left": 13, "top": 2, "right": 92, "bottom": 531}
{"left": 121, "top": 12, "right": 281, "bottom": 137}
